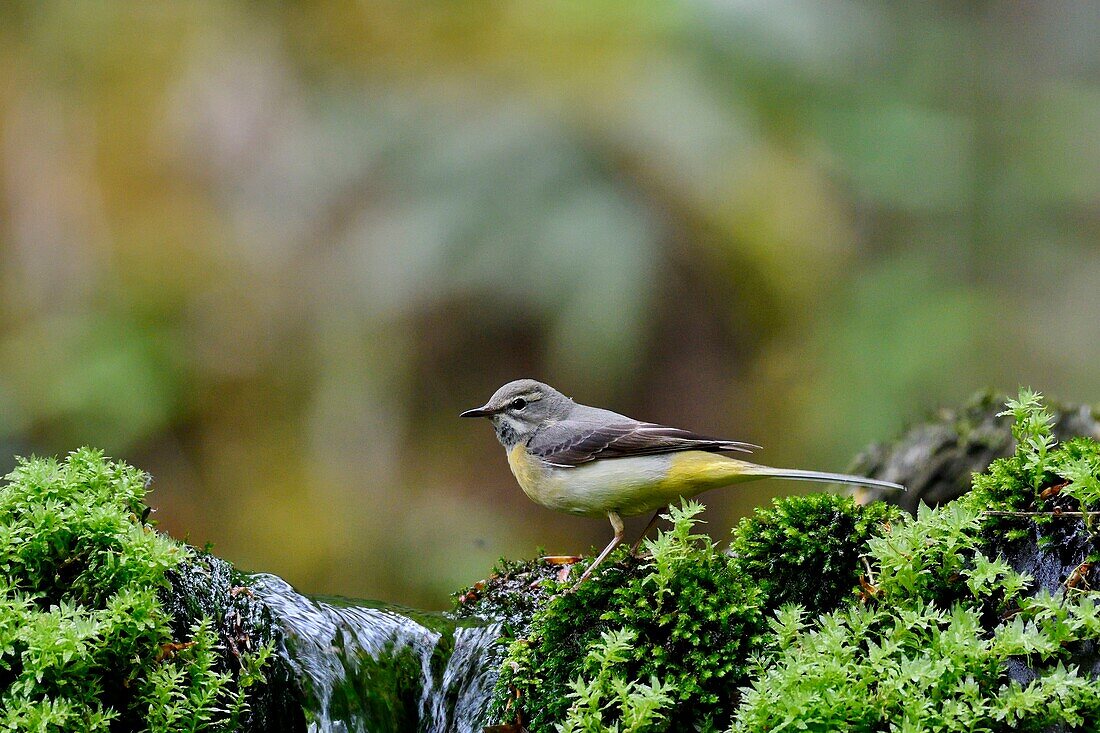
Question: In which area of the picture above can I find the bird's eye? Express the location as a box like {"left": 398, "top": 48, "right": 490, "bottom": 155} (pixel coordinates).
{"left": 510, "top": 398, "right": 528, "bottom": 411}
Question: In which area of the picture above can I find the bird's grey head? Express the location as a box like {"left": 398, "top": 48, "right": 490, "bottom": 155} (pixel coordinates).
{"left": 460, "top": 379, "right": 573, "bottom": 448}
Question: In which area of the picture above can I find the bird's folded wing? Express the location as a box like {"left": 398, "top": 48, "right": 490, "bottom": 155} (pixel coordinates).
{"left": 528, "top": 421, "right": 759, "bottom": 468}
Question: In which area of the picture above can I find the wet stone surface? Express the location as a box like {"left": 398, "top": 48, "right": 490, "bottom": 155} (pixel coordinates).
{"left": 162, "top": 555, "right": 506, "bottom": 733}
{"left": 161, "top": 553, "right": 307, "bottom": 732}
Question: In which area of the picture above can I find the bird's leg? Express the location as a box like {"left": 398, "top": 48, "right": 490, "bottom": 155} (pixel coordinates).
{"left": 576, "top": 512, "right": 625, "bottom": 585}
{"left": 629, "top": 509, "right": 663, "bottom": 556}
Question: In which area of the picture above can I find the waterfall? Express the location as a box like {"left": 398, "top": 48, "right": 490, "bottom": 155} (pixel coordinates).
{"left": 251, "top": 574, "right": 502, "bottom": 733}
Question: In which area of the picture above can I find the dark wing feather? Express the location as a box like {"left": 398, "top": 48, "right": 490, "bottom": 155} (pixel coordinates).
{"left": 530, "top": 421, "right": 759, "bottom": 468}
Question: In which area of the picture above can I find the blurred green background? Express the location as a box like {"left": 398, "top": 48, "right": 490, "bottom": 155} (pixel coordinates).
{"left": 1, "top": 1, "right": 1098, "bottom": 609}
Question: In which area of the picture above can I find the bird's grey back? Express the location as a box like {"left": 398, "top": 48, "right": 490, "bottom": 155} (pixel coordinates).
{"left": 527, "top": 401, "right": 757, "bottom": 467}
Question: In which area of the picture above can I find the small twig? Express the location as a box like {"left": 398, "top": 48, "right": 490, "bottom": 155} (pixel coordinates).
{"left": 984, "top": 510, "right": 1100, "bottom": 518}
{"left": 861, "top": 556, "right": 876, "bottom": 585}
{"left": 857, "top": 556, "right": 880, "bottom": 602}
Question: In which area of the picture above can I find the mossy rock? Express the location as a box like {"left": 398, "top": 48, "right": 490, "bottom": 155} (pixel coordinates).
{"left": 160, "top": 553, "right": 305, "bottom": 732}
{"left": 464, "top": 496, "right": 901, "bottom": 732}
{"left": 8, "top": 391, "right": 1100, "bottom": 733}
{"left": 0, "top": 448, "right": 304, "bottom": 732}
{"left": 487, "top": 508, "right": 767, "bottom": 732}
{"left": 470, "top": 391, "right": 1100, "bottom": 732}
{"left": 852, "top": 389, "right": 1100, "bottom": 512}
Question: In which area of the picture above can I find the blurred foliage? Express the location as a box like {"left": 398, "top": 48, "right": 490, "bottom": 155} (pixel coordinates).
{"left": 0, "top": 1, "right": 1099, "bottom": 607}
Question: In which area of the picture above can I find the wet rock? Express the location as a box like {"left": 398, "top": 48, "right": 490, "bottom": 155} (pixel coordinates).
{"left": 252, "top": 574, "right": 501, "bottom": 733}
{"left": 161, "top": 554, "right": 307, "bottom": 732}
{"left": 160, "top": 555, "right": 502, "bottom": 732}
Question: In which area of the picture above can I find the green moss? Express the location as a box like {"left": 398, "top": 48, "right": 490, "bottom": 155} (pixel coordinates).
{"left": 486, "top": 495, "right": 901, "bottom": 731}
{"left": 968, "top": 389, "right": 1058, "bottom": 518}
{"left": 558, "top": 628, "right": 676, "bottom": 733}
{"left": 494, "top": 502, "right": 766, "bottom": 733}
{"left": 968, "top": 389, "right": 1100, "bottom": 548}
{"left": 729, "top": 493, "right": 902, "bottom": 614}
{"left": 732, "top": 389, "right": 1100, "bottom": 732}
{"left": 731, "top": 502, "right": 1100, "bottom": 732}
{"left": 0, "top": 448, "right": 269, "bottom": 732}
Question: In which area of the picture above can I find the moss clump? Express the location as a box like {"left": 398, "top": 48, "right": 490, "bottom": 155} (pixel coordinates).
{"left": 969, "top": 389, "right": 1060, "bottom": 520}
{"left": 970, "top": 389, "right": 1100, "bottom": 549}
{"left": 486, "top": 496, "right": 895, "bottom": 732}
{"left": 729, "top": 493, "right": 902, "bottom": 614}
{"left": 558, "top": 628, "right": 676, "bottom": 733}
{"left": 482, "top": 496, "right": 909, "bottom": 732}
{"left": 732, "top": 504, "right": 1100, "bottom": 732}
{"left": 732, "top": 390, "right": 1100, "bottom": 732}
{"left": 0, "top": 448, "right": 269, "bottom": 731}
{"left": 493, "top": 502, "right": 767, "bottom": 733}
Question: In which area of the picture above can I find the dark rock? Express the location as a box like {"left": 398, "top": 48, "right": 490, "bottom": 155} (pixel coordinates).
{"left": 852, "top": 390, "right": 1100, "bottom": 511}
{"left": 161, "top": 553, "right": 307, "bottom": 732}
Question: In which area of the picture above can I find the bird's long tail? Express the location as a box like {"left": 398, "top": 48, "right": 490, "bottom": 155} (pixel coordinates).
{"left": 743, "top": 465, "right": 905, "bottom": 492}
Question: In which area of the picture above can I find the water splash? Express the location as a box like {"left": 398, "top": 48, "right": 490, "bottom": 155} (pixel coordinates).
{"left": 252, "top": 573, "right": 502, "bottom": 733}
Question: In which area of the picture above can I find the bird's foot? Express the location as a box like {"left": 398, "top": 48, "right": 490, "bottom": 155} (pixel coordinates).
{"left": 540, "top": 555, "right": 582, "bottom": 565}
{"left": 537, "top": 555, "right": 583, "bottom": 584}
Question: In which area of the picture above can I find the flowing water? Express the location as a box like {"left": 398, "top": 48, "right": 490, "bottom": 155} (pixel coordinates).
{"left": 252, "top": 573, "right": 502, "bottom": 733}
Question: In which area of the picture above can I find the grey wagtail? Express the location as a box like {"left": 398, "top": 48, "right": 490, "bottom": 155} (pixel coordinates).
{"left": 462, "top": 379, "right": 905, "bottom": 583}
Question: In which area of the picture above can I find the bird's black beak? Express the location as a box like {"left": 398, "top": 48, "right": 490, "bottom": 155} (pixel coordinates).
{"left": 460, "top": 405, "right": 494, "bottom": 418}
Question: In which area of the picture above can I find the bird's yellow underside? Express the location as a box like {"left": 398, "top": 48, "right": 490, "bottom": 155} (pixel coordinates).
{"left": 660, "top": 449, "right": 751, "bottom": 489}
{"left": 507, "top": 444, "right": 546, "bottom": 492}
{"left": 507, "top": 444, "right": 757, "bottom": 518}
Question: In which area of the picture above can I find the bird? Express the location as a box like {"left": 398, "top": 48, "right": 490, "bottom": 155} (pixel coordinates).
{"left": 461, "top": 379, "right": 905, "bottom": 583}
